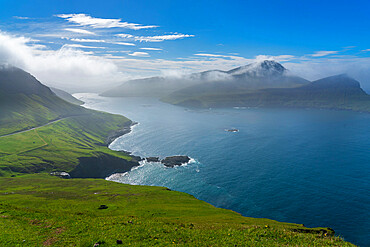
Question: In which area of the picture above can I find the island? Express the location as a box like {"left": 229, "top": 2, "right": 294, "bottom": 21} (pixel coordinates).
{"left": 161, "top": 155, "right": 191, "bottom": 167}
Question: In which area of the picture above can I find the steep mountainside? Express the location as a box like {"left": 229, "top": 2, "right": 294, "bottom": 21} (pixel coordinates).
{"left": 0, "top": 66, "right": 87, "bottom": 135}
{"left": 163, "top": 74, "right": 370, "bottom": 111}
{"left": 50, "top": 87, "right": 84, "bottom": 105}
{"left": 0, "top": 65, "right": 136, "bottom": 177}
{"left": 101, "top": 60, "right": 309, "bottom": 97}
{"left": 100, "top": 76, "right": 203, "bottom": 97}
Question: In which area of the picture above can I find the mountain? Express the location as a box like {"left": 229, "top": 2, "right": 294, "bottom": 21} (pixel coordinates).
{"left": 50, "top": 87, "right": 84, "bottom": 105}
{"left": 0, "top": 65, "right": 137, "bottom": 177}
{"left": 228, "top": 59, "right": 286, "bottom": 76}
{"left": 163, "top": 73, "right": 370, "bottom": 111}
{"left": 0, "top": 65, "right": 87, "bottom": 135}
{"left": 101, "top": 60, "right": 309, "bottom": 98}
{"left": 100, "top": 76, "right": 203, "bottom": 97}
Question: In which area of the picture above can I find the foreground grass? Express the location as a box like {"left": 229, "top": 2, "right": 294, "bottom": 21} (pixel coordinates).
{"left": 0, "top": 112, "right": 132, "bottom": 176}
{"left": 0, "top": 174, "right": 354, "bottom": 247}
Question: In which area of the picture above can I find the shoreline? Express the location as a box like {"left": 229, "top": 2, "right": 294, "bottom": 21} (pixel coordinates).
{"left": 103, "top": 118, "right": 353, "bottom": 245}
{"left": 105, "top": 120, "right": 139, "bottom": 147}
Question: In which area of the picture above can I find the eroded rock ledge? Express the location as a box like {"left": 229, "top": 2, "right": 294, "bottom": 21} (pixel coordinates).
{"left": 105, "top": 120, "right": 138, "bottom": 146}
{"left": 161, "top": 156, "right": 191, "bottom": 167}
{"left": 70, "top": 152, "right": 141, "bottom": 178}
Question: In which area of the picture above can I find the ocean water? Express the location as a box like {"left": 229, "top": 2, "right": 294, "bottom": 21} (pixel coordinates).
{"left": 76, "top": 93, "right": 370, "bottom": 246}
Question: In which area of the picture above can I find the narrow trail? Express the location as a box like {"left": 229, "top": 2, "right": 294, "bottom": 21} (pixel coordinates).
{"left": 0, "top": 117, "right": 68, "bottom": 138}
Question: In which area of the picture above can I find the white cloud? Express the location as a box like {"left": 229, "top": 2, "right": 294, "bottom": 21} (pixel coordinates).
{"left": 194, "top": 53, "right": 295, "bottom": 62}
{"left": 128, "top": 52, "right": 150, "bottom": 57}
{"left": 362, "top": 49, "right": 370, "bottom": 52}
{"left": 64, "top": 28, "right": 95, "bottom": 35}
{"left": 195, "top": 53, "right": 231, "bottom": 58}
{"left": 140, "top": 47, "right": 162, "bottom": 51}
{"left": 64, "top": 38, "right": 135, "bottom": 46}
{"left": 113, "top": 42, "right": 136, "bottom": 46}
{"left": 13, "top": 16, "right": 30, "bottom": 20}
{"left": 69, "top": 38, "right": 106, "bottom": 43}
{"left": 0, "top": 31, "right": 125, "bottom": 91}
{"left": 283, "top": 57, "right": 370, "bottom": 90}
{"left": 57, "top": 14, "right": 157, "bottom": 30}
{"left": 310, "top": 50, "right": 339, "bottom": 57}
{"left": 2, "top": 26, "right": 370, "bottom": 93}
{"left": 254, "top": 54, "right": 295, "bottom": 62}
{"left": 117, "top": 33, "right": 194, "bottom": 42}
{"left": 116, "top": 34, "right": 134, "bottom": 38}
{"left": 134, "top": 34, "right": 194, "bottom": 42}
{"left": 63, "top": 44, "right": 105, "bottom": 49}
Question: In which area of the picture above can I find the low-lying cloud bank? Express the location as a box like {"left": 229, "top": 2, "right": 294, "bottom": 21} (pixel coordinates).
{"left": 0, "top": 31, "right": 124, "bottom": 92}
{"left": 284, "top": 58, "right": 370, "bottom": 91}
{"left": 1, "top": 31, "right": 370, "bottom": 92}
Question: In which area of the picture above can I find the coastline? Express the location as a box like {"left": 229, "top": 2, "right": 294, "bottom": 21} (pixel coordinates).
{"left": 105, "top": 120, "right": 138, "bottom": 146}
{"left": 102, "top": 118, "right": 354, "bottom": 245}
{"left": 74, "top": 94, "right": 362, "bottom": 246}
{"left": 65, "top": 119, "right": 143, "bottom": 179}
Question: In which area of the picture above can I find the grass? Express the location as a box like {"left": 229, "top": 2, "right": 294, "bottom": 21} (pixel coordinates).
{"left": 0, "top": 129, "right": 46, "bottom": 155}
{"left": 0, "top": 174, "right": 355, "bottom": 247}
{"left": 0, "top": 92, "right": 85, "bottom": 136}
{"left": 0, "top": 111, "right": 132, "bottom": 176}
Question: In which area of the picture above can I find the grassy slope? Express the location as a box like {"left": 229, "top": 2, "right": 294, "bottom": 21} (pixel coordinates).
{"left": 0, "top": 174, "right": 354, "bottom": 247}
{"left": 0, "top": 91, "right": 85, "bottom": 136}
{"left": 0, "top": 111, "right": 132, "bottom": 176}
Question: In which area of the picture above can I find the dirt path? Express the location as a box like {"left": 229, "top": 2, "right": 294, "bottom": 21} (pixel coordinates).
{"left": 0, "top": 118, "right": 68, "bottom": 138}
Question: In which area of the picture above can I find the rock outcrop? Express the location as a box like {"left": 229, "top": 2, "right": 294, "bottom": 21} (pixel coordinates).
{"left": 105, "top": 121, "right": 137, "bottom": 146}
{"left": 146, "top": 157, "right": 160, "bottom": 162}
{"left": 69, "top": 153, "right": 141, "bottom": 178}
{"left": 161, "top": 156, "right": 190, "bottom": 167}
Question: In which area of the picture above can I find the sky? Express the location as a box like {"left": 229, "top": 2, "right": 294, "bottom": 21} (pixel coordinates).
{"left": 0, "top": 0, "right": 370, "bottom": 91}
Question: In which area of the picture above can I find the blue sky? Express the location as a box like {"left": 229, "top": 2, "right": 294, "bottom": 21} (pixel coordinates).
{"left": 0, "top": 0, "right": 370, "bottom": 91}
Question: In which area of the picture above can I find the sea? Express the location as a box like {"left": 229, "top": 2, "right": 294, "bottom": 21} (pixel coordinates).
{"left": 75, "top": 93, "right": 369, "bottom": 246}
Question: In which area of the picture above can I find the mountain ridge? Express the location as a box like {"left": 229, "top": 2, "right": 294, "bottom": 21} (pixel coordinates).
{"left": 101, "top": 60, "right": 309, "bottom": 97}
{"left": 163, "top": 72, "right": 370, "bottom": 111}
{"left": 0, "top": 65, "right": 138, "bottom": 177}
{"left": 0, "top": 65, "right": 86, "bottom": 135}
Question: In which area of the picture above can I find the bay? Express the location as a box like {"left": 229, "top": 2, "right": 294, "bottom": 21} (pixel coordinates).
{"left": 76, "top": 93, "right": 370, "bottom": 246}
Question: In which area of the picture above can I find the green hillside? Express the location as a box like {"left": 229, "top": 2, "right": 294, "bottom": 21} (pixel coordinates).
{"left": 0, "top": 113, "right": 137, "bottom": 177}
{"left": 0, "top": 66, "right": 86, "bottom": 136}
{"left": 0, "top": 66, "right": 137, "bottom": 177}
{"left": 0, "top": 175, "right": 355, "bottom": 247}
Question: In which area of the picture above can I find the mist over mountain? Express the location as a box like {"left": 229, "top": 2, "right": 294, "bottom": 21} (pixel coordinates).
{"left": 50, "top": 87, "right": 84, "bottom": 105}
{"left": 163, "top": 70, "right": 370, "bottom": 111}
{"left": 0, "top": 65, "right": 86, "bottom": 135}
{"left": 101, "top": 60, "right": 309, "bottom": 97}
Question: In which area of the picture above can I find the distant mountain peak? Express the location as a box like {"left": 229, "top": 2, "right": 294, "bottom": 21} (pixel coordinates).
{"left": 227, "top": 60, "right": 286, "bottom": 77}
{"left": 257, "top": 60, "right": 286, "bottom": 71}
{"left": 308, "top": 74, "right": 361, "bottom": 89}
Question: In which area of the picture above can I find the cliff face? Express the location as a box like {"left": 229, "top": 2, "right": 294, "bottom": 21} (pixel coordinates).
{"left": 105, "top": 121, "right": 135, "bottom": 146}
{"left": 69, "top": 152, "right": 141, "bottom": 178}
